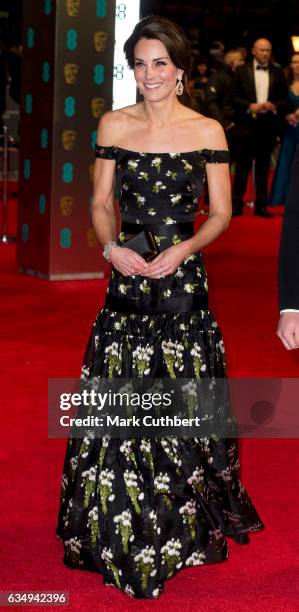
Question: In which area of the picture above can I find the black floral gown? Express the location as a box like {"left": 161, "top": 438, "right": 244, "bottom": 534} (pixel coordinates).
{"left": 56, "top": 145, "right": 264, "bottom": 599}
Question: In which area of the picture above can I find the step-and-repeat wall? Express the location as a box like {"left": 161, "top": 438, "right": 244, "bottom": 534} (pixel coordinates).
{"left": 17, "top": 0, "right": 115, "bottom": 279}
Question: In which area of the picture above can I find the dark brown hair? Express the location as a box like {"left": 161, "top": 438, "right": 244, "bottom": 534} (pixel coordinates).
{"left": 287, "top": 52, "right": 299, "bottom": 84}
{"left": 123, "top": 15, "right": 193, "bottom": 82}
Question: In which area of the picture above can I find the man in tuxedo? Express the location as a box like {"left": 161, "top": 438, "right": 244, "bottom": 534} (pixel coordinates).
{"left": 230, "top": 38, "right": 289, "bottom": 217}
{"left": 277, "top": 145, "right": 299, "bottom": 350}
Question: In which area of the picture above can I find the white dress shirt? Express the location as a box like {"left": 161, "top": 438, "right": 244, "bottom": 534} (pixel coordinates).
{"left": 253, "top": 58, "right": 269, "bottom": 104}
{"left": 280, "top": 309, "right": 299, "bottom": 313}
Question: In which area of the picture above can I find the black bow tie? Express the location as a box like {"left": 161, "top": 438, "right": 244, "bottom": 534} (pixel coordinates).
{"left": 256, "top": 65, "right": 268, "bottom": 71}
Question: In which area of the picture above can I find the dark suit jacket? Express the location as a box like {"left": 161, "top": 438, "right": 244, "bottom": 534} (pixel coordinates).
{"left": 230, "top": 62, "right": 289, "bottom": 123}
{"left": 205, "top": 66, "right": 235, "bottom": 129}
{"left": 278, "top": 145, "right": 299, "bottom": 310}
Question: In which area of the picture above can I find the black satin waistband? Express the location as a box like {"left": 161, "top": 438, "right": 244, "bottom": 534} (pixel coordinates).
{"left": 105, "top": 294, "right": 208, "bottom": 314}
{"left": 121, "top": 221, "right": 194, "bottom": 235}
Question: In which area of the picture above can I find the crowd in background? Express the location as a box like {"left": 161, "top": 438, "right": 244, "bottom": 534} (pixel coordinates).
{"left": 186, "top": 39, "right": 299, "bottom": 215}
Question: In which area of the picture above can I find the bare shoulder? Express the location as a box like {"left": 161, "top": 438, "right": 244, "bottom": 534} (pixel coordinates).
{"left": 178, "top": 109, "right": 228, "bottom": 149}
{"left": 194, "top": 116, "right": 228, "bottom": 149}
{"left": 96, "top": 104, "right": 142, "bottom": 145}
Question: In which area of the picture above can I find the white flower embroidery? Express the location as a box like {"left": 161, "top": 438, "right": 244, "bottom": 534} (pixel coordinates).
{"left": 128, "top": 160, "right": 139, "bottom": 171}
{"left": 151, "top": 157, "right": 162, "bottom": 172}
{"left": 113, "top": 509, "right": 132, "bottom": 528}
{"left": 166, "top": 169, "right": 177, "bottom": 179}
{"left": 152, "top": 181, "right": 167, "bottom": 193}
{"left": 181, "top": 159, "right": 193, "bottom": 174}
{"left": 138, "top": 171, "right": 149, "bottom": 181}
{"left": 154, "top": 472, "right": 170, "bottom": 493}
{"left": 184, "top": 283, "right": 194, "bottom": 293}
{"left": 170, "top": 194, "right": 182, "bottom": 205}
{"left": 133, "top": 192, "right": 146, "bottom": 206}
{"left": 125, "top": 584, "right": 135, "bottom": 596}
{"left": 162, "top": 217, "right": 175, "bottom": 224}
{"left": 161, "top": 538, "right": 182, "bottom": 572}
{"left": 175, "top": 267, "right": 184, "bottom": 278}
{"left": 139, "top": 279, "right": 151, "bottom": 294}
{"left": 187, "top": 466, "right": 204, "bottom": 487}
{"left": 185, "top": 551, "right": 206, "bottom": 566}
{"left": 132, "top": 344, "right": 154, "bottom": 377}
{"left": 118, "top": 283, "right": 130, "bottom": 295}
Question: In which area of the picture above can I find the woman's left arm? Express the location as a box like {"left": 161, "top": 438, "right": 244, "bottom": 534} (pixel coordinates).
{"left": 145, "top": 121, "right": 232, "bottom": 278}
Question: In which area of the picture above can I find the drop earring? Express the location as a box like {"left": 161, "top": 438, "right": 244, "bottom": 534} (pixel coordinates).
{"left": 175, "top": 74, "right": 184, "bottom": 96}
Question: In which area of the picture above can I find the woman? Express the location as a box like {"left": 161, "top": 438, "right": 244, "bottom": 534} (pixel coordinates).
{"left": 270, "top": 52, "right": 299, "bottom": 205}
{"left": 56, "top": 16, "right": 264, "bottom": 599}
{"left": 190, "top": 55, "right": 211, "bottom": 110}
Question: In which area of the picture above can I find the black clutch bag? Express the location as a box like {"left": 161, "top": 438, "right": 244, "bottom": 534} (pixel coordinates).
{"left": 124, "top": 230, "right": 159, "bottom": 262}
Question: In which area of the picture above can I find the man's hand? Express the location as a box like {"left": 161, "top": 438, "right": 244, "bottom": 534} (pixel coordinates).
{"left": 277, "top": 312, "right": 299, "bottom": 350}
{"left": 286, "top": 112, "right": 298, "bottom": 126}
{"left": 249, "top": 102, "right": 264, "bottom": 113}
{"left": 262, "top": 101, "right": 276, "bottom": 112}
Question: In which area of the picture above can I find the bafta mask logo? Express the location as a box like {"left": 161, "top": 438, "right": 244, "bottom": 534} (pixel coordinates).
{"left": 66, "top": 0, "right": 80, "bottom": 17}
{"left": 94, "top": 31, "right": 108, "bottom": 52}
{"left": 60, "top": 196, "right": 74, "bottom": 216}
{"left": 87, "top": 227, "right": 98, "bottom": 248}
{"left": 62, "top": 130, "right": 77, "bottom": 151}
{"left": 91, "top": 97, "right": 105, "bottom": 118}
{"left": 64, "top": 63, "right": 79, "bottom": 85}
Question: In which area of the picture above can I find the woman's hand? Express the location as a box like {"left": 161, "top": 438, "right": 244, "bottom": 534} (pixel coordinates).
{"left": 109, "top": 246, "right": 149, "bottom": 277}
{"left": 142, "top": 243, "right": 190, "bottom": 279}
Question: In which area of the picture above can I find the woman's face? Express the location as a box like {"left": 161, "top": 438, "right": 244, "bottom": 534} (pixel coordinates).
{"left": 197, "top": 62, "right": 207, "bottom": 76}
{"left": 290, "top": 54, "right": 299, "bottom": 78}
{"left": 133, "top": 37, "right": 182, "bottom": 101}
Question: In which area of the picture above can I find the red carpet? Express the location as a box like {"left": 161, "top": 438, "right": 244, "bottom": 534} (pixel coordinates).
{"left": 1, "top": 202, "right": 299, "bottom": 611}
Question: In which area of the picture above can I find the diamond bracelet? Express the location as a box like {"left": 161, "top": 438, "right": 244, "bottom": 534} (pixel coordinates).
{"left": 102, "top": 241, "right": 118, "bottom": 261}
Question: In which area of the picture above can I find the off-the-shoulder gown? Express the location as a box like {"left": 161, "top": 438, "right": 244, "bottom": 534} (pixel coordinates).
{"left": 56, "top": 145, "right": 264, "bottom": 599}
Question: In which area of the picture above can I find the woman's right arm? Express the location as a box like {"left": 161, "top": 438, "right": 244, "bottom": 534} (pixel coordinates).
{"left": 92, "top": 113, "right": 148, "bottom": 276}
